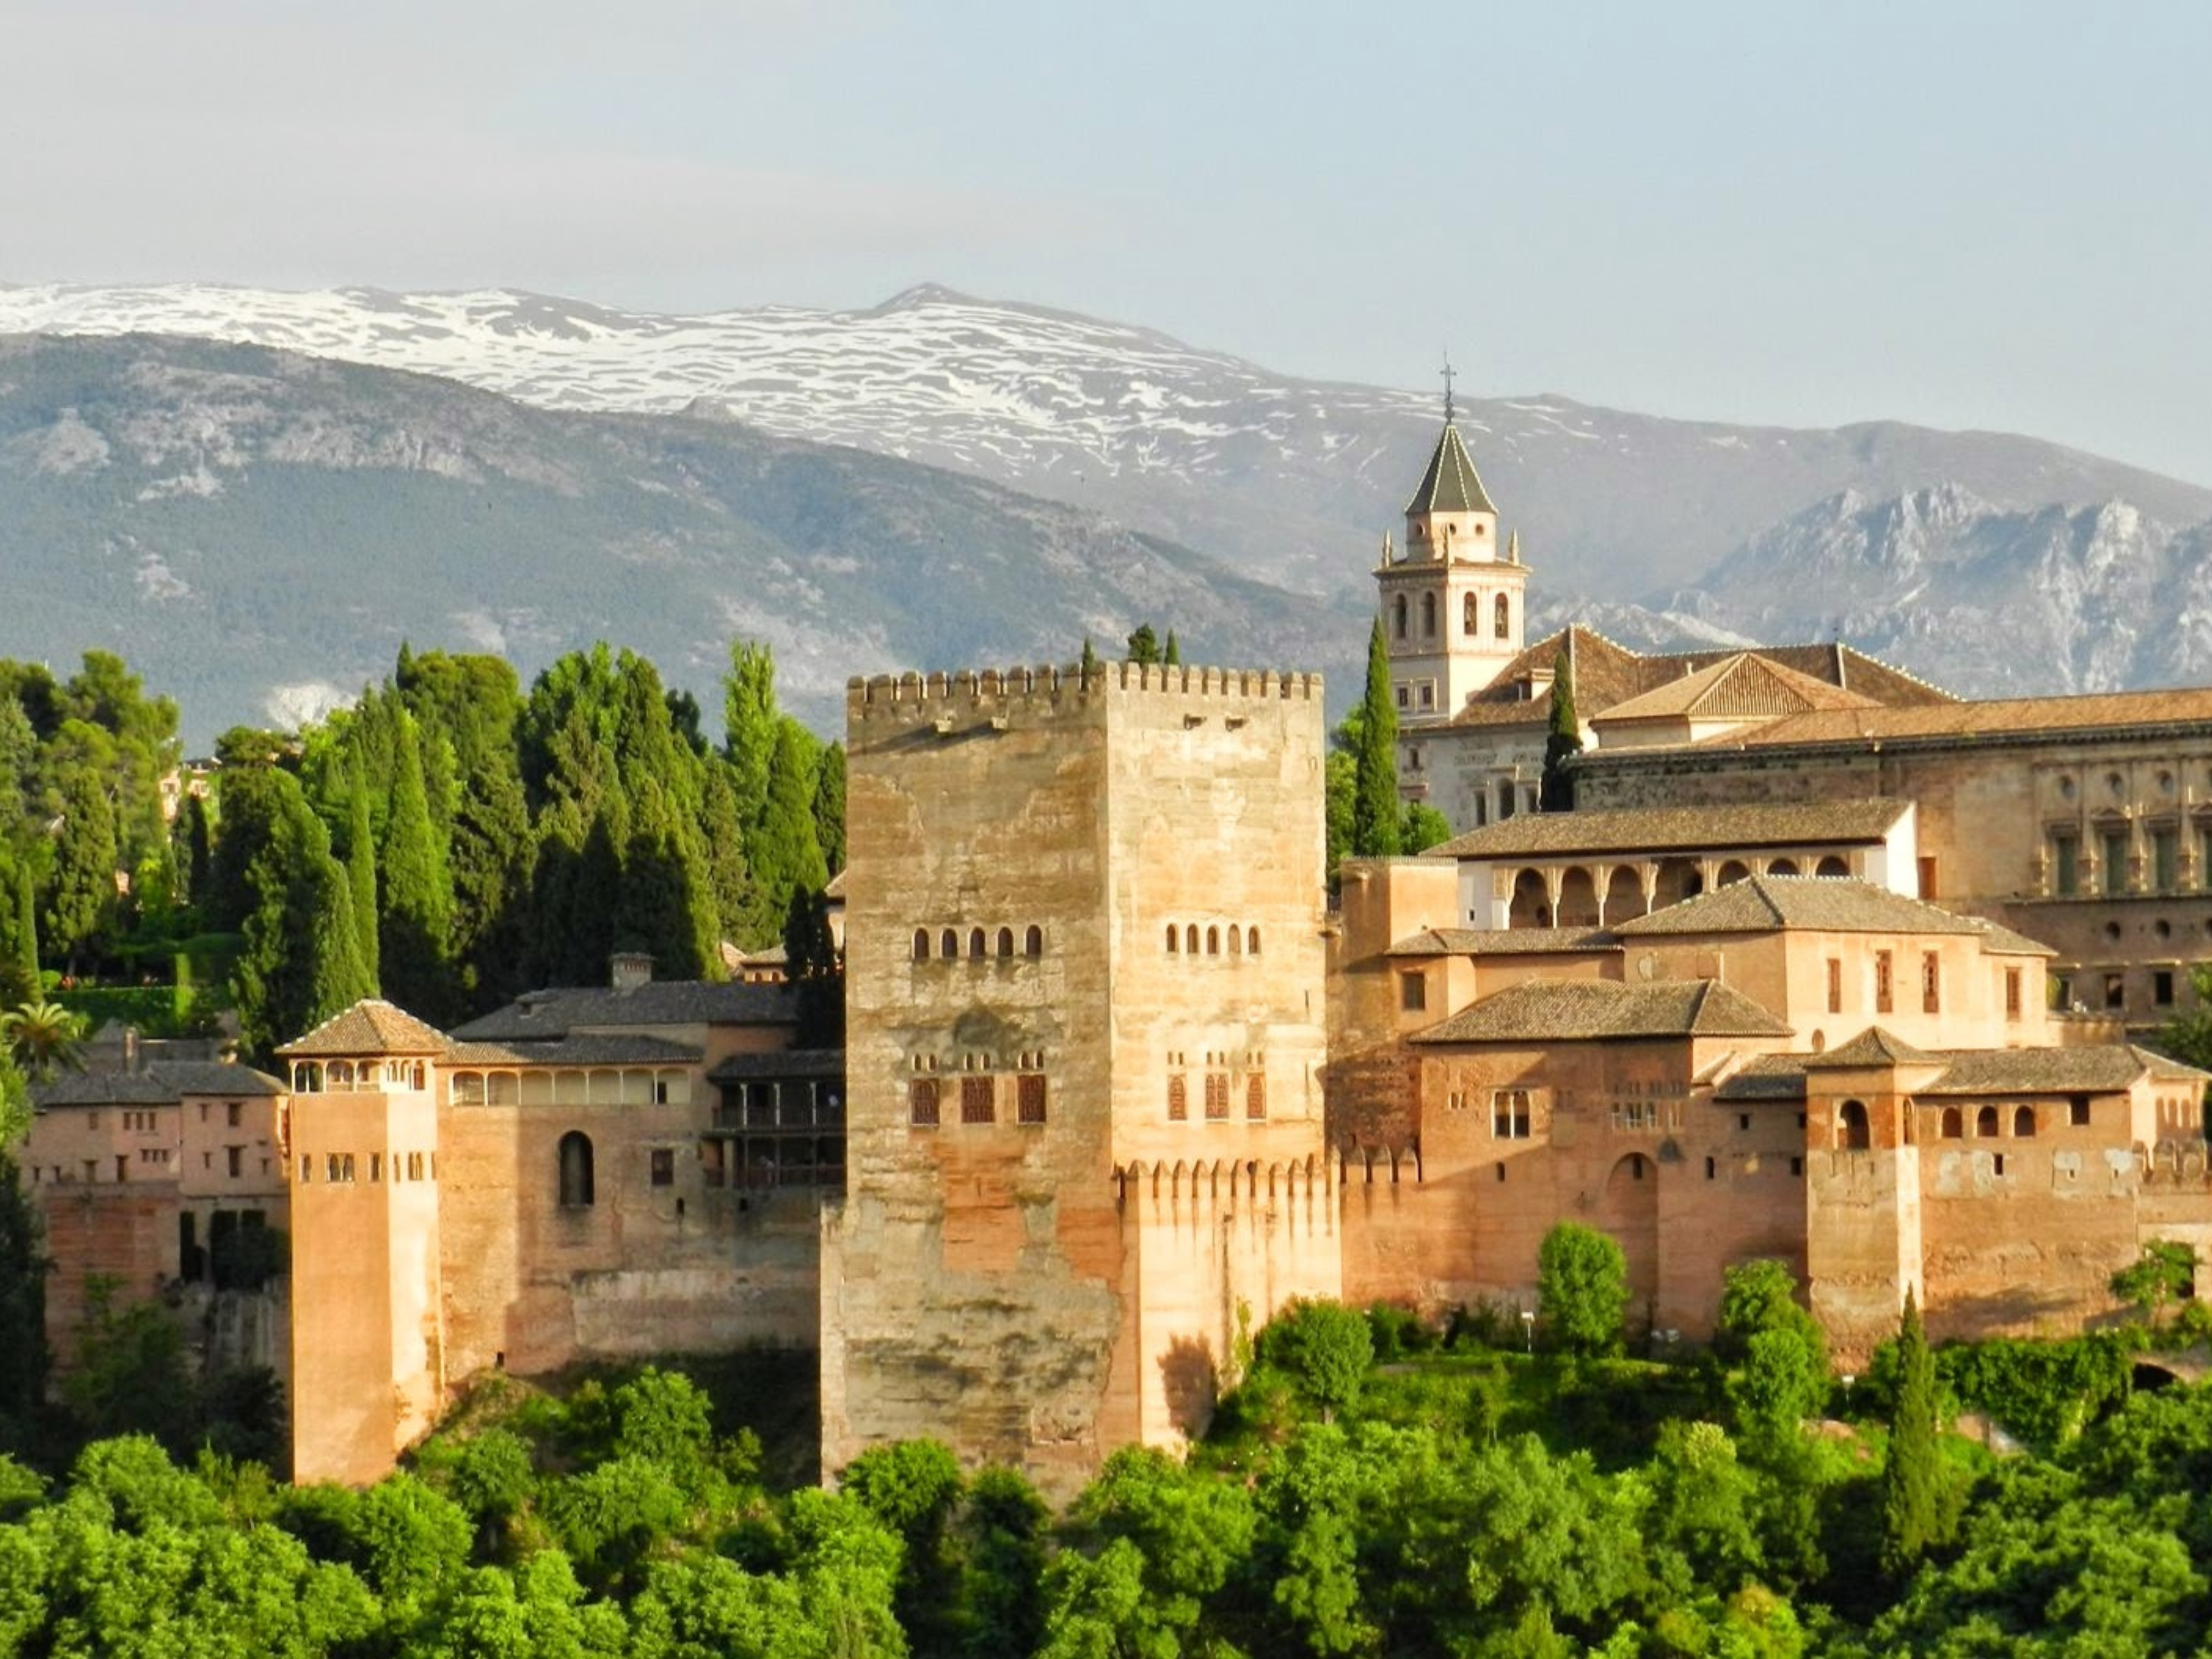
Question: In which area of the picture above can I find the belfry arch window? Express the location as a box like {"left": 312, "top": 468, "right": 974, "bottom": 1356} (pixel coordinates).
{"left": 1494, "top": 593, "right": 1511, "bottom": 639}
{"left": 1393, "top": 594, "right": 1408, "bottom": 640}
{"left": 1421, "top": 592, "right": 1438, "bottom": 638}
{"left": 558, "top": 1131, "right": 595, "bottom": 1208}
{"left": 1837, "top": 1100, "right": 1870, "bottom": 1150}
{"left": 1464, "top": 592, "right": 1480, "bottom": 634}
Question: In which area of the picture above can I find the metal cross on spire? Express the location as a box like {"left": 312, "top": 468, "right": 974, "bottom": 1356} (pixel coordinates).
{"left": 1439, "top": 356, "right": 1457, "bottom": 422}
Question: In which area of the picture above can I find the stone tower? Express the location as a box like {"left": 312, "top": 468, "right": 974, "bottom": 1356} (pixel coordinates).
{"left": 278, "top": 1001, "right": 447, "bottom": 1485}
{"left": 1375, "top": 399, "right": 1526, "bottom": 723}
{"left": 823, "top": 661, "right": 1339, "bottom": 1495}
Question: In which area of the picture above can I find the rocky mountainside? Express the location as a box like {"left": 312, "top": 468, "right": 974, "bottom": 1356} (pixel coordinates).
{"left": 8, "top": 283, "right": 2209, "bottom": 606}
{"left": 1660, "top": 484, "right": 2212, "bottom": 697}
{"left": 0, "top": 333, "right": 1360, "bottom": 746}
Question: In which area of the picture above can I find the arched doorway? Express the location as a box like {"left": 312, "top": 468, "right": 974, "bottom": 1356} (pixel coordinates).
{"left": 1837, "top": 1099, "right": 1870, "bottom": 1150}
{"left": 1555, "top": 868, "right": 1601, "bottom": 928}
{"left": 1509, "top": 869, "right": 1552, "bottom": 928}
{"left": 1597, "top": 1152, "right": 1661, "bottom": 1318}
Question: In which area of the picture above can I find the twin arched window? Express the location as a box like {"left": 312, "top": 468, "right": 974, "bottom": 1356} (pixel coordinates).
{"left": 916, "top": 925, "right": 1045, "bottom": 962}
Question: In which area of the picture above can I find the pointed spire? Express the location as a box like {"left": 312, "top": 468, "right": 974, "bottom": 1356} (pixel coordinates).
{"left": 1404, "top": 420, "right": 1498, "bottom": 517}
{"left": 1381, "top": 529, "right": 1394, "bottom": 565}
{"left": 1508, "top": 528, "right": 1521, "bottom": 565}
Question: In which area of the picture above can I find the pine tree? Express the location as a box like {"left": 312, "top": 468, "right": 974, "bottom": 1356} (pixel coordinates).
{"left": 1882, "top": 1286, "right": 1942, "bottom": 1577}
{"left": 1349, "top": 618, "right": 1401, "bottom": 858}
{"left": 1541, "top": 644, "right": 1583, "bottom": 812}
{"left": 345, "top": 762, "right": 380, "bottom": 989}
{"left": 812, "top": 743, "right": 847, "bottom": 877}
{"left": 1125, "top": 624, "right": 1161, "bottom": 666}
{"left": 378, "top": 711, "right": 454, "bottom": 1020}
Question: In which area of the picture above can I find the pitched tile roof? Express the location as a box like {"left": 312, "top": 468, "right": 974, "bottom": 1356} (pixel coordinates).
{"left": 706, "top": 1049, "right": 846, "bottom": 1083}
{"left": 1801, "top": 1027, "right": 1938, "bottom": 1069}
{"left": 451, "top": 979, "right": 799, "bottom": 1042}
{"left": 1411, "top": 978, "right": 1792, "bottom": 1044}
{"left": 445, "top": 1036, "right": 705, "bottom": 1068}
{"left": 32, "top": 1061, "right": 285, "bottom": 1109}
{"left": 1614, "top": 876, "right": 2005, "bottom": 940}
{"left": 1431, "top": 801, "right": 1908, "bottom": 860}
{"left": 1710, "top": 1055, "right": 1810, "bottom": 1102}
{"left": 1714, "top": 1043, "right": 2209, "bottom": 1102}
{"left": 1405, "top": 421, "right": 1498, "bottom": 516}
{"left": 1682, "top": 686, "right": 2212, "bottom": 752}
{"left": 1441, "top": 627, "right": 1954, "bottom": 732}
{"left": 1593, "top": 653, "right": 1881, "bottom": 724}
{"left": 1386, "top": 927, "right": 1619, "bottom": 957}
{"left": 277, "top": 999, "right": 453, "bottom": 1058}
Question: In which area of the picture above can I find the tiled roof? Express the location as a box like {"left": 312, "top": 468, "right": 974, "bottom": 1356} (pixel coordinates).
{"left": 1405, "top": 421, "right": 1498, "bottom": 516}
{"left": 1802, "top": 1027, "right": 1938, "bottom": 1069}
{"left": 1714, "top": 1043, "right": 2209, "bottom": 1102}
{"left": 1431, "top": 800, "right": 1908, "bottom": 860}
{"left": 1683, "top": 686, "right": 2212, "bottom": 752}
{"left": 1593, "top": 653, "right": 1880, "bottom": 724}
{"left": 446, "top": 1036, "right": 705, "bottom": 1068}
{"left": 1412, "top": 978, "right": 1792, "bottom": 1044}
{"left": 1966, "top": 919, "right": 2059, "bottom": 958}
{"left": 1386, "top": 927, "right": 1619, "bottom": 957}
{"left": 32, "top": 1061, "right": 285, "bottom": 1109}
{"left": 1712, "top": 1056, "right": 1809, "bottom": 1102}
{"left": 1441, "top": 628, "right": 1954, "bottom": 733}
{"left": 278, "top": 999, "right": 453, "bottom": 1058}
{"left": 1615, "top": 877, "right": 1996, "bottom": 939}
{"left": 451, "top": 980, "right": 799, "bottom": 1042}
{"left": 706, "top": 1049, "right": 846, "bottom": 1083}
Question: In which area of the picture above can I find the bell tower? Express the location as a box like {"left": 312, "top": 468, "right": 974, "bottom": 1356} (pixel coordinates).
{"left": 1375, "top": 370, "right": 1527, "bottom": 723}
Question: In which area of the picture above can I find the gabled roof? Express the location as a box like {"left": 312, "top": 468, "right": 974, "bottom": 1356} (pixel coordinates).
{"left": 33, "top": 1061, "right": 290, "bottom": 1109}
{"left": 445, "top": 1035, "right": 705, "bottom": 1068}
{"left": 1411, "top": 978, "right": 1792, "bottom": 1044}
{"left": 1386, "top": 927, "right": 1618, "bottom": 958}
{"left": 1593, "top": 653, "right": 1881, "bottom": 725}
{"left": 1681, "top": 686, "right": 2212, "bottom": 753}
{"left": 278, "top": 999, "right": 452, "bottom": 1058}
{"left": 451, "top": 979, "right": 799, "bottom": 1042}
{"left": 706, "top": 1049, "right": 846, "bottom": 1083}
{"left": 1717, "top": 1042, "right": 2209, "bottom": 1102}
{"left": 1404, "top": 421, "right": 1498, "bottom": 517}
{"left": 1431, "top": 800, "right": 1907, "bottom": 861}
{"left": 1801, "top": 1027, "right": 1937, "bottom": 1070}
{"left": 1614, "top": 876, "right": 2034, "bottom": 942}
{"left": 1441, "top": 627, "right": 1954, "bottom": 733}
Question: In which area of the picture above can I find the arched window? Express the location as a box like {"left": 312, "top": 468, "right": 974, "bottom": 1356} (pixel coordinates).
{"left": 997, "top": 927, "right": 1015, "bottom": 958}
{"left": 1393, "top": 594, "right": 1408, "bottom": 640}
{"left": 1228, "top": 927, "right": 1242, "bottom": 957}
{"left": 1421, "top": 592, "right": 1438, "bottom": 638}
{"left": 1206, "top": 926, "right": 1220, "bottom": 956}
{"left": 940, "top": 927, "right": 958, "bottom": 960}
{"left": 1025, "top": 925, "right": 1044, "bottom": 958}
{"left": 912, "top": 929, "right": 930, "bottom": 962}
{"left": 2013, "top": 1104, "right": 2036, "bottom": 1138}
{"left": 1837, "top": 1100, "right": 1870, "bottom": 1150}
{"left": 1464, "top": 592, "right": 1479, "bottom": 634}
{"left": 1976, "top": 1105, "right": 2000, "bottom": 1138}
{"left": 1815, "top": 855, "right": 1851, "bottom": 878}
{"left": 1248, "top": 926, "right": 1260, "bottom": 955}
{"left": 1185, "top": 924, "right": 1200, "bottom": 954}
{"left": 1940, "top": 1107, "right": 1963, "bottom": 1139}
{"left": 1494, "top": 593, "right": 1511, "bottom": 639}
{"left": 969, "top": 927, "right": 987, "bottom": 960}
{"left": 558, "top": 1131, "right": 595, "bottom": 1208}
{"left": 1166, "top": 925, "right": 1180, "bottom": 953}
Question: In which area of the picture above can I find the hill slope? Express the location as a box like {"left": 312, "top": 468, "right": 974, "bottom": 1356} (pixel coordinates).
{"left": 0, "top": 333, "right": 1360, "bottom": 746}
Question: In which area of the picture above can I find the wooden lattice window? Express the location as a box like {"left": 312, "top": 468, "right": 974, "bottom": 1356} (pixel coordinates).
{"left": 1167, "top": 1076, "right": 1188, "bottom": 1121}
{"left": 1017, "top": 1074, "right": 1047, "bottom": 1125}
{"left": 1204, "top": 1073, "right": 1230, "bottom": 1121}
{"left": 908, "top": 1079, "right": 940, "bottom": 1127}
{"left": 1245, "top": 1074, "right": 1266, "bottom": 1120}
{"left": 961, "top": 1076, "right": 996, "bottom": 1125}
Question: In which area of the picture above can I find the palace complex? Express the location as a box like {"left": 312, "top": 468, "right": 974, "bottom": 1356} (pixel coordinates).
{"left": 19, "top": 411, "right": 2212, "bottom": 1491}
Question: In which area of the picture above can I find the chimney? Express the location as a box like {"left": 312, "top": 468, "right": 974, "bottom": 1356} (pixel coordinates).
{"left": 123, "top": 1025, "right": 141, "bottom": 1074}
{"left": 610, "top": 952, "right": 655, "bottom": 993}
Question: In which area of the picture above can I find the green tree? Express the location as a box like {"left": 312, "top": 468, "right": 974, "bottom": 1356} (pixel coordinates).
{"left": 1540, "top": 645, "right": 1582, "bottom": 812}
{"left": 812, "top": 742, "right": 847, "bottom": 877}
{"left": 0, "top": 1060, "right": 46, "bottom": 1451}
{"left": 176, "top": 790, "right": 214, "bottom": 906}
{"left": 1080, "top": 637, "right": 1099, "bottom": 681}
{"left": 956, "top": 1467, "right": 1050, "bottom": 1659}
{"left": 1401, "top": 801, "right": 1453, "bottom": 853}
{"left": 2111, "top": 1239, "right": 2197, "bottom": 1328}
{"left": 1125, "top": 624, "right": 1161, "bottom": 666}
{"left": 722, "top": 640, "right": 780, "bottom": 831}
{"left": 1881, "top": 1287, "right": 1941, "bottom": 1577}
{"left": 1, "top": 1001, "right": 86, "bottom": 1082}
{"left": 784, "top": 886, "right": 843, "bottom": 1048}
{"left": 747, "top": 720, "right": 828, "bottom": 944}
{"left": 2148, "top": 963, "right": 2212, "bottom": 1089}
{"left": 379, "top": 711, "right": 454, "bottom": 1019}
{"left": 1262, "top": 1299, "right": 1376, "bottom": 1423}
{"left": 231, "top": 772, "right": 374, "bottom": 1058}
{"left": 11, "top": 859, "right": 35, "bottom": 987}
{"left": 1349, "top": 619, "right": 1401, "bottom": 858}
{"left": 343, "top": 763, "right": 380, "bottom": 990}
{"left": 64, "top": 1278, "right": 198, "bottom": 1451}
{"left": 1163, "top": 629, "right": 1182, "bottom": 667}
{"left": 1536, "top": 1223, "right": 1628, "bottom": 1357}
{"left": 44, "top": 764, "right": 117, "bottom": 975}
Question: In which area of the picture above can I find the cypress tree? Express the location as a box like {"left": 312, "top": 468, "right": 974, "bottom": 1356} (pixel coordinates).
{"left": 1882, "top": 1286, "right": 1942, "bottom": 1577}
{"left": 378, "top": 711, "right": 453, "bottom": 1020}
{"left": 12, "top": 858, "right": 35, "bottom": 986}
{"left": 1163, "top": 629, "right": 1182, "bottom": 666}
{"left": 723, "top": 641, "right": 779, "bottom": 830}
{"left": 45, "top": 769, "right": 117, "bottom": 977}
{"left": 745, "top": 720, "right": 828, "bottom": 945}
{"left": 616, "top": 777, "right": 719, "bottom": 980}
{"left": 1080, "top": 637, "right": 1099, "bottom": 681}
{"left": 1540, "top": 643, "right": 1583, "bottom": 812}
{"left": 782, "top": 886, "right": 843, "bottom": 1049}
{"left": 231, "top": 775, "right": 372, "bottom": 1058}
{"left": 345, "top": 761, "right": 380, "bottom": 989}
{"left": 812, "top": 743, "right": 847, "bottom": 877}
{"left": 1350, "top": 618, "right": 1401, "bottom": 858}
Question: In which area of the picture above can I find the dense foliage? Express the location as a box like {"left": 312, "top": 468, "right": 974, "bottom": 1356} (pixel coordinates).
{"left": 0, "top": 641, "right": 846, "bottom": 1061}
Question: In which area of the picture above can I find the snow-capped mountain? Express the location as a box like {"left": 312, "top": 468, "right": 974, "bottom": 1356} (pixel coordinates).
{"left": 8, "top": 282, "right": 2209, "bottom": 606}
{"left": 1667, "top": 485, "right": 2212, "bottom": 697}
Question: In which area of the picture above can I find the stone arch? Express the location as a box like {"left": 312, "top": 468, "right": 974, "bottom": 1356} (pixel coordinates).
{"left": 558, "top": 1131, "right": 595, "bottom": 1208}
{"left": 1716, "top": 859, "right": 1752, "bottom": 887}
{"left": 1494, "top": 593, "right": 1511, "bottom": 639}
{"left": 1815, "top": 854, "right": 1851, "bottom": 878}
{"left": 1228, "top": 926, "right": 1243, "bottom": 957}
{"left": 1940, "top": 1106, "right": 1963, "bottom": 1139}
{"left": 912, "top": 928, "right": 930, "bottom": 962}
{"left": 1206, "top": 925, "right": 1220, "bottom": 955}
{"left": 1766, "top": 858, "right": 1800, "bottom": 877}
{"left": 1463, "top": 592, "right": 1479, "bottom": 634}
{"left": 1602, "top": 864, "right": 1644, "bottom": 923}
{"left": 1025, "top": 925, "right": 1044, "bottom": 957}
{"left": 1597, "top": 1152, "right": 1660, "bottom": 1313}
{"left": 2014, "top": 1104, "right": 2036, "bottom": 1138}
{"left": 1186, "top": 924, "right": 1200, "bottom": 954}
{"left": 1170, "top": 1159, "right": 1188, "bottom": 1199}
{"left": 1421, "top": 591, "right": 1438, "bottom": 638}
{"left": 1652, "top": 857, "right": 1703, "bottom": 909}
{"left": 1165, "top": 924, "right": 1179, "bottom": 953}
{"left": 1393, "top": 594, "right": 1409, "bottom": 640}
{"left": 997, "top": 926, "right": 1015, "bottom": 958}
{"left": 940, "top": 927, "right": 958, "bottom": 959}
{"left": 969, "top": 927, "right": 987, "bottom": 960}
{"left": 1248, "top": 926, "right": 1261, "bottom": 955}
{"left": 1509, "top": 868, "right": 1551, "bottom": 928}
{"left": 1555, "top": 867, "right": 1601, "bottom": 928}
{"left": 1837, "top": 1099, "right": 1870, "bottom": 1150}
{"left": 1976, "top": 1104, "right": 2000, "bottom": 1138}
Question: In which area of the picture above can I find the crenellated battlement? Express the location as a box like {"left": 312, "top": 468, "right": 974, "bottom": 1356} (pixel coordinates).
{"left": 847, "top": 661, "right": 1323, "bottom": 723}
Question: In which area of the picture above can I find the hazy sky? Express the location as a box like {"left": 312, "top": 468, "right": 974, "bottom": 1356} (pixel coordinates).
{"left": 6, "top": 1, "right": 2209, "bottom": 483}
